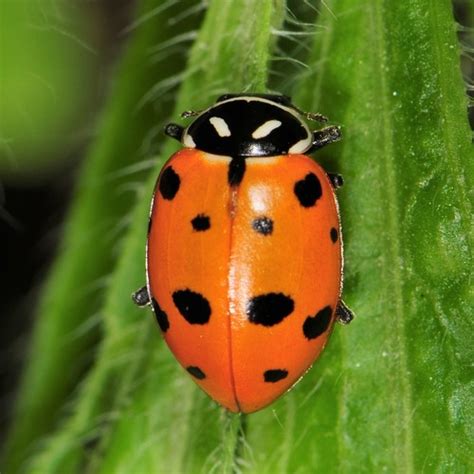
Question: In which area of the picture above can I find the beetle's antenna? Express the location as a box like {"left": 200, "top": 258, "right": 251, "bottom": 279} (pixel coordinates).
{"left": 305, "top": 112, "right": 329, "bottom": 123}
{"left": 292, "top": 106, "right": 328, "bottom": 123}
{"left": 181, "top": 109, "right": 202, "bottom": 118}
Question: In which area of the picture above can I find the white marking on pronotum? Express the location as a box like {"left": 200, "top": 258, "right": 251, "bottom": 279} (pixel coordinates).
{"left": 252, "top": 120, "right": 282, "bottom": 139}
{"left": 289, "top": 137, "right": 311, "bottom": 154}
{"left": 209, "top": 116, "right": 231, "bottom": 137}
{"left": 183, "top": 133, "right": 196, "bottom": 148}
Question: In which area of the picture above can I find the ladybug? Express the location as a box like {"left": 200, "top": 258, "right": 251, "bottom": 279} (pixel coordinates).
{"left": 133, "top": 93, "right": 354, "bottom": 414}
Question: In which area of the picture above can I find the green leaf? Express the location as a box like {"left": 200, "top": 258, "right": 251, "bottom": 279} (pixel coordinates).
{"left": 3, "top": 0, "right": 473, "bottom": 472}
{"left": 248, "top": 0, "right": 473, "bottom": 472}
{"left": 2, "top": 1, "right": 203, "bottom": 471}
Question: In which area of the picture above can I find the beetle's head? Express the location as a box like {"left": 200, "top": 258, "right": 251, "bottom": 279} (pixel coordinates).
{"left": 179, "top": 94, "right": 313, "bottom": 157}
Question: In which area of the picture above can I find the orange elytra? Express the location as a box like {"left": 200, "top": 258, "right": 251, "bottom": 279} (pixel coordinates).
{"left": 133, "top": 93, "right": 354, "bottom": 413}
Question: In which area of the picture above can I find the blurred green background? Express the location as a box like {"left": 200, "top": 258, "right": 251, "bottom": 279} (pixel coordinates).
{"left": 0, "top": 0, "right": 134, "bottom": 442}
{"left": 0, "top": 0, "right": 133, "bottom": 181}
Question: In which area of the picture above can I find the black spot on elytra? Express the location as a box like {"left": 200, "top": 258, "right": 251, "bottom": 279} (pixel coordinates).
{"left": 151, "top": 297, "right": 169, "bottom": 332}
{"left": 186, "top": 366, "right": 206, "bottom": 380}
{"left": 294, "top": 172, "right": 322, "bottom": 207}
{"left": 330, "top": 227, "right": 338, "bottom": 243}
{"left": 303, "top": 306, "right": 333, "bottom": 340}
{"left": 148, "top": 216, "right": 153, "bottom": 234}
{"left": 191, "top": 214, "right": 211, "bottom": 231}
{"left": 247, "top": 293, "right": 294, "bottom": 326}
{"left": 159, "top": 166, "right": 180, "bottom": 200}
{"left": 228, "top": 157, "right": 246, "bottom": 186}
{"left": 264, "top": 369, "right": 288, "bottom": 383}
{"left": 252, "top": 216, "right": 273, "bottom": 235}
{"left": 173, "top": 289, "right": 211, "bottom": 324}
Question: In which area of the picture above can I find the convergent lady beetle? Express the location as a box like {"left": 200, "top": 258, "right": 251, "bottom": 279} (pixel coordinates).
{"left": 133, "top": 94, "right": 354, "bottom": 413}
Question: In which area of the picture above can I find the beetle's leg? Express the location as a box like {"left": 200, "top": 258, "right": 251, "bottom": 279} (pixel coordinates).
{"left": 164, "top": 123, "right": 184, "bottom": 142}
{"left": 132, "top": 286, "right": 150, "bottom": 307}
{"left": 336, "top": 300, "right": 354, "bottom": 325}
{"left": 308, "top": 126, "right": 342, "bottom": 153}
{"left": 328, "top": 173, "right": 344, "bottom": 189}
